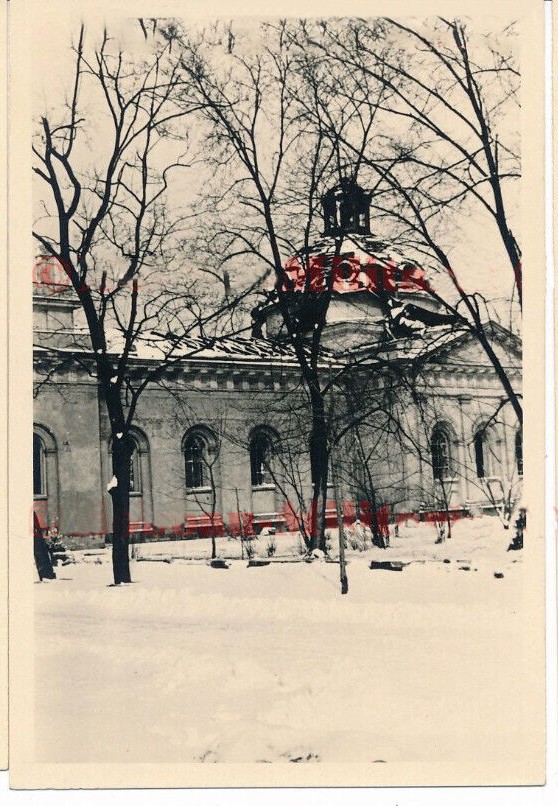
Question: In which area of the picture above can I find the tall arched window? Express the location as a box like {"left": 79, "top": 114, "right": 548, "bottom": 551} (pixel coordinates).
{"left": 250, "top": 430, "right": 275, "bottom": 487}
{"left": 33, "top": 424, "right": 59, "bottom": 530}
{"left": 33, "top": 432, "right": 46, "bottom": 497}
{"left": 515, "top": 428, "right": 523, "bottom": 476}
{"left": 129, "top": 436, "right": 141, "bottom": 494}
{"left": 473, "top": 423, "right": 501, "bottom": 479}
{"left": 108, "top": 428, "right": 153, "bottom": 530}
{"left": 184, "top": 434, "right": 207, "bottom": 489}
{"left": 474, "top": 431, "right": 485, "bottom": 478}
{"left": 431, "top": 425, "right": 452, "bottom": 481}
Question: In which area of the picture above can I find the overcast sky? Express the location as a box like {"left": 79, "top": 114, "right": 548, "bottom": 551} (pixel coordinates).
{"left": 32, "top": 11, "right": 522, "bottom": 326}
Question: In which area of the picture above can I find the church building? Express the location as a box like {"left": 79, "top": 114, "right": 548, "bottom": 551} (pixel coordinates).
{"left": 33, "top": 182, "right": 523, "bottom": 547}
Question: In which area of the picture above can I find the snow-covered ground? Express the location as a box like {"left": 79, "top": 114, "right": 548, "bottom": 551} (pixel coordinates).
{"left": 33, "top": 517, "right": 541, "bottom": 773}
{"left": 129, "top": 514, "right": 514, "bottom": 564}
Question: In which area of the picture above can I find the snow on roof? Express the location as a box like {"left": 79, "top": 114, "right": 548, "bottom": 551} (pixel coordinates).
{"left": 35, "top": 327, "right": 338, "bottom": 366}
{"left": 294, "top": 233, "right": 420, "bottom": 268}
{"left": 133, "top": 332, "right": 340, "bottom": 363}
{"left": 368, "top": 320, "right": 520, "bottom": 365}
{"left": 35, "top": 320, "right": 518, "bottom": 372}
{"left": 352, "top": 325, "right": 470, "bottom": 364}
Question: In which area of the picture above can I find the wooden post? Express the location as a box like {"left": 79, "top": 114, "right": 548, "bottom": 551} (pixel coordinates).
{"left": 235, "top": 487, "right": 245, "bottom": 560}
{"left": 331, "top": 454, "right": 348, "bottom": 595}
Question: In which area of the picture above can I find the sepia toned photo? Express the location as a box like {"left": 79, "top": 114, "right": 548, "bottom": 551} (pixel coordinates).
{"left": 8, "top": 0, "right": 546, "bottom": 789}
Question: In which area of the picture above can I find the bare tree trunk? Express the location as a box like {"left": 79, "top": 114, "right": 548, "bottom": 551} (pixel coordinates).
{"left": 109, "top": 437, "right": 132, "bottom": 585}
{"left": 309, "top": 395, "right": 329, "bottom": 552}
{"left": 434, "top": 480, "right": 452, "bottom": 544}
{"left": 235, "top": 487, "right": 245, "bottom": 560}
{"left": 354, "top": 428, "right": 383, "bottom": 547}
{"left": 442, "top": 480, "right": 453, "bottom": 540}
{"left": 209, "top": 467, "right": 217, "bottom": 560}
{"left": 331, "top": 457, "right": 348, "bottom": 594}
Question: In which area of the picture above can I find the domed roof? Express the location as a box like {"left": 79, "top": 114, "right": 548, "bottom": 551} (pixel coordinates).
{"left": 280, "top": 179, "right": 433, "bottom": 296}
{"left": 281, "top": 232, "right": 431, "bottom": 295}
{"left": 251, "top": 180, "right": 449, "bottom": 347}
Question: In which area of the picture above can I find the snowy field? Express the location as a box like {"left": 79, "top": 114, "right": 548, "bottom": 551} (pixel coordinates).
{"left": 33, "top": 517, "right": 542, "bottom": 774}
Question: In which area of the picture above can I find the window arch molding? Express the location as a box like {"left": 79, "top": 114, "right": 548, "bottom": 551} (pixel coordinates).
{"left": 249, "top": 426, "right": 280, "bottom": 488}
{"left": 430, "top": 421, "right": 456, "bottom": 482}
{"left": 33, "top": 423, "right": 60, "bottom": 530}
{"left": 182, "top": 425, "right": 219, "bottom": 491}
{"left": 33, "top": 422, "right": 57, "bottom": 453}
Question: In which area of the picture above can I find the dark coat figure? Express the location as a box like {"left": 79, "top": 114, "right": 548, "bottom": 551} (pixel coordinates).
{"left": 33, "top": 512, "right": 56, "bottom": 581}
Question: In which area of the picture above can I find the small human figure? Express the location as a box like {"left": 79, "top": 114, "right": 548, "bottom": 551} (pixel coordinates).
{"left": 33, "top": 511, "right": 56, "bottom": 581}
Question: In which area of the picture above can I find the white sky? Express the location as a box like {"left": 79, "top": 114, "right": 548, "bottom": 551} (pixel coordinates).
{"left": 32, "top": 12, "right": 522, "bottom": 324}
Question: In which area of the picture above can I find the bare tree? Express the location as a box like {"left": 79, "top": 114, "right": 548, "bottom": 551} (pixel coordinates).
{"left": 330, "top": 445, "right": 348, "bottom": 594}
{"left": 298, "top": 17, "right": 521, "bottom": 300}
{"left": 462, "top": 403, "right": 522, "bottom": 528}
{"left": 32, "top": 25, "right": 256, "bottom": 583}
{"left": 185, "top": 420, "right": 226, "bottom": 561}
{"left": 285, "top": 17, "right": 523, "bottom": 424}
{"left": 162, "top": 19, "right": 391, "bottom": 550}
{"left": 227, "top": 379, "right": 317, "bottom": 550}
{"left": 316, "top": 323, "right": 500, "bottom": 544}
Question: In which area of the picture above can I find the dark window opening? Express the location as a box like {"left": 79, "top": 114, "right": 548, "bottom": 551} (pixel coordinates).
{"left": 431, "top": 427, "right": 451, "bottom": 481}
{"left": 250, "top": 432, "right": 274, "bottom": 487}
{"left": 185, "top": 436, "right": 206, "bottom": 489}
{"left": 129, "top": 438, "right": 141, "bottom": 494}
{"left": 474, "top": 432, "right": 485, "bottom": 478}
{"left": 33, "top": 433, "right": 46, "bottom": 497}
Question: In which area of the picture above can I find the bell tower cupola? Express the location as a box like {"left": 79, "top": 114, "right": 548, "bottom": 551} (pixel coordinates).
{"left": 321, "top": 178, "right": 372, "bottom": 237}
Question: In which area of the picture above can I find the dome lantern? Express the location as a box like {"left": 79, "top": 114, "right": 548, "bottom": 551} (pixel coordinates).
{"left": 321, "top": 178, "right": 371, "bottom": 237}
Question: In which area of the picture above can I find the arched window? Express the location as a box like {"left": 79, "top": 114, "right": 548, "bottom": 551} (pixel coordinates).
{"left": 33, "top": 424, "right": 59, "bottom": 530}
{"left": 473, "top": 423, "right": 501, "bottom": 479}
{"left": 431, "top": 426, "right": 452, "bottom": 481}
{"left": 515, "top": 428, "right": 523, "bottom": 476}
{"left": 33, "top": 432, "right": 46, "bottom": 497}
{"left": 184, "top": 434, "right": 207, "bottom": 489}
{"left": 474, "top": 431, "right": 485, "bottom": 478}
{"left": 250, "top": 430, "right": 275, "bottom": 487}
{"left": 129, "top": 436, "right": 141, "bottom": 494}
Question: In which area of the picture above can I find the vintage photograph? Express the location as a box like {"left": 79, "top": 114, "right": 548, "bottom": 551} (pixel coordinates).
{"left": 9, "top": 0, "right": 546, "bottom": 788}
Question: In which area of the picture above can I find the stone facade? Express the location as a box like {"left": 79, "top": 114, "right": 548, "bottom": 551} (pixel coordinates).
{"left": 32, "top": 183, "right": 523, "bottom": 545}
{"left": 33, "top": 289, "right": 523, "bottom": 547}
